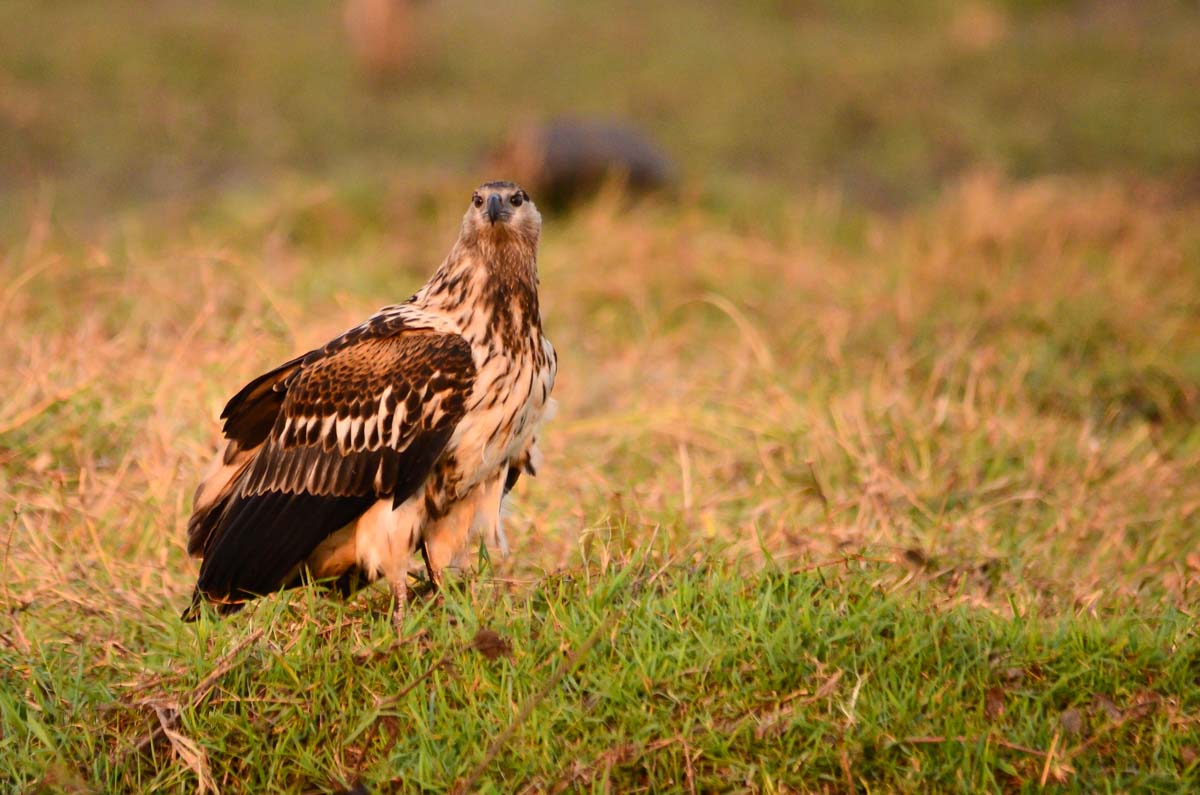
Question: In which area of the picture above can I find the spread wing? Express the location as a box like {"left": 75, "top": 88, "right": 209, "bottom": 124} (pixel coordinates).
{"left": 186, "top": 326, "right": 474, "bottom": 611}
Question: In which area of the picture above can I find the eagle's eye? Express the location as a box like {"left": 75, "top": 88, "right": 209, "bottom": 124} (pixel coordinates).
{"left": 472, "top": 194, "right": 483, "bottom": 208}
{"left": 510, "top": 193, "right": 524, "bottom": 207}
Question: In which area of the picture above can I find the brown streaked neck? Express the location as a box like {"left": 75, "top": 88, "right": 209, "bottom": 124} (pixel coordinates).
{"left": 416, "top": 235, "right": 542, "bottom": 348}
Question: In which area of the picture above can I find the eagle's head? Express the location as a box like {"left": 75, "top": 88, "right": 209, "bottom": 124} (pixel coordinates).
{"left": 461, "top": 181, "right": 541, "bottom": 250}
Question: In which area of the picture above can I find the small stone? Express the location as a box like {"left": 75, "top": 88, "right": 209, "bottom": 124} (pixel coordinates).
{"left": 1059, "top": 707, "right": 1084, "bottom": 736}
{"left": 470, "top": 628, "right": 512, "bottom": 660}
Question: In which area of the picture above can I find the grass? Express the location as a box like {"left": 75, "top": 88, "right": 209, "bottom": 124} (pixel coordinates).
{"left": 3, "top": 0, "right": 1200, "bottom": 791}
{"left": 5, "top": 557, "right": 1200, "bottom": 792}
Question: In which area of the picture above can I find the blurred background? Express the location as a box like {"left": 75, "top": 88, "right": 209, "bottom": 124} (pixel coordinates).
{"left": 2, "top": 0, "right": 1198, "bottom": 225}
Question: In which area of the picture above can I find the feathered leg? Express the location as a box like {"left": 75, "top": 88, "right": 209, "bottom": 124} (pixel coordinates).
{"left": 472, "top": 469, "right": 509, "bottom": 558}
{"left": 353, "top": 498, "right": 419, "bottom": 634}
{"left": 421, "top": 488, "right": 482, "bottom": 590}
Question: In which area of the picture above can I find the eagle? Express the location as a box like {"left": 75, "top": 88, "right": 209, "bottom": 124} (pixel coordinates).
{"left": 183, "top": 181, "right": 556, "bottom": 629}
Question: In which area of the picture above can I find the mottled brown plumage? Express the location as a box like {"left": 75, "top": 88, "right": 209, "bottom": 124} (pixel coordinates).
{"left": 184, "top": 182, "right": 556, "bottom": 628}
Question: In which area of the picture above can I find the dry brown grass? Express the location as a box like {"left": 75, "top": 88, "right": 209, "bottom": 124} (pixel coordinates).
{"left": 2, "top": 173, "right": 1199, "bottom": 629}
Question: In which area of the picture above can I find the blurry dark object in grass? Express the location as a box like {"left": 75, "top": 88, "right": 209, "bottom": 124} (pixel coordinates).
{"left": 487, "top": 118, "right": 675, "bottom": 210}
{"left": 470, "top": 627, "right": 512, "bottom": 660}
{"left": 1093, "top": 366, "right": 1195, "bottom": 427}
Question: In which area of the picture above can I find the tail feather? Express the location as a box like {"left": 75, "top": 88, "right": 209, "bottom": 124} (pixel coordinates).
{"left": 181, "top": 589, "right": 246, "bottom": 622}
{"left": 190, "top": 491, "right": 373, "bottom": 613}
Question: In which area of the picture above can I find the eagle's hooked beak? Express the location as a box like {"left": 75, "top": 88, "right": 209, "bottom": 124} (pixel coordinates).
{"left": 486, "top": 194, "right": 503, "bottom": 224}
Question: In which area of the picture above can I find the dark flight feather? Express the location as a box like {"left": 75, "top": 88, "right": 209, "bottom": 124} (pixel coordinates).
{"left": 220, "top": 354, "right": 308, "bottom": 452}
{"left": 186, "top": 491, "right": 374, "bottom": 616}
{"left": 503, "top": 442, "right": 540, "bottom": 494}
